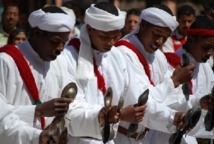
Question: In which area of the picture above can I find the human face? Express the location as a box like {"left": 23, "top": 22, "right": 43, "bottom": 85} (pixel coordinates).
{"left": 87, "top": 25, "right": 121, "bottom": 52}
{"left": 177, "top": 15, "right": 195, "bottom": 36}
{"left": 13, "top": 32, "right": 26, "bottom": 45}
{"left": 187, "top": 36, "right": 214, "bottom": 63}
{"left": 137, "top": 22, "right": 171, "bottom": 53}
{"left": 37, "top": 30, "right": 69, "bottom": 61}
{"left": 3, "top": 6, "right": 19, "bottom": 29}
{"left": 124, "top": 14, "right": 140, "bottom": 34}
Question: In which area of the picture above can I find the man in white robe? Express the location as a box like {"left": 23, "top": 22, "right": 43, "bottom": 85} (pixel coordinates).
{"left": 114, "top": 7, "right": 203, "bottom": 144}
{"left": 0, "top": 4, "right": 120, "bottom": 144}
{"left": 146, "top": 16, "right": 214, "bottom": 144}
{"left": 174, "top": 15, "right": 214, "bottom": 140}
{"left": 0, "top": 5, "right": 84, "bottom": 143}
{"left": 64, "top": 2, "right": 189, "bottom": 144}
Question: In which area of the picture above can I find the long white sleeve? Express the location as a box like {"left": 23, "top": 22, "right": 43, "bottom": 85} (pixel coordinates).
{"left": 0, "top": 98, "right": 41, "bottom": 144}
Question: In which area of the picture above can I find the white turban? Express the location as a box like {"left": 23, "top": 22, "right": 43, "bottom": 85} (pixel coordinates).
{"left": 28, "top": 9, "right": 75, "bottom": 32}
{"left": 84, "top": 4, "right": 125, "bottom": 31}
{"left": 77, "top": 4, "right": 125, "bottom": 80}
{"left": 61, "top": 6, "right": 76, "bottom": 21}
{"left": 140, "top": 7, "right": 178, "bottom": 32}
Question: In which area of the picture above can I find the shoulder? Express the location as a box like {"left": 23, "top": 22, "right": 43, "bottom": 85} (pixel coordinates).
{"left": 114, "top": 40, "right": 139, "bottom": 61}
{"left": 63, "top": 38, "right": 80, "bottom": 62}
{"left": 0, "top": 45, "right": 21, "bottom": 67}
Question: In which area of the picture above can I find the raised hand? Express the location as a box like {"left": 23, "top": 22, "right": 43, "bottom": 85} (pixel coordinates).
{"left": 204, "top": 86, "right": 214, "bottom": 131}
{"left": 36, "top": 82, "right": 77, "bottom": 118}
{"left": 171, "top": 64, "right": 195, "bottom": 88}
{"left": 170, "top": 107, "right": 201, "bottom": 144}
{"left": 120, "top": 104, "right": 146, "bottom": 123}
{"left": 200, "top": 94, "right": 212, "bottom": 110}
{"left": 121, "top": 89, "right": 148, "bottom": 123}
{"left": 35, "top": 98, "right": 73, "bottom": 117}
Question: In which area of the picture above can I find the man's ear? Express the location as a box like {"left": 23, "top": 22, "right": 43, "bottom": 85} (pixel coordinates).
{"left": 140, "top": 21, "right": 147, "bottom": 30}
{"left": 188, "top": 36, "right": 195, "bottom": 43}
{"left": 86, "top": 24, "right": 93, "bottom": 34}
{"left": 31, "top": 27, "right": 42, "bottom": 37}
{"left": 86, "top": 24, "right": 95, "bottom": 35}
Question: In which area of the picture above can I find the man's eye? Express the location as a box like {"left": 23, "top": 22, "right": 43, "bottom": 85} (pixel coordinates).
{"left": 50, "top": 40, "right": 60, "bottom": 45}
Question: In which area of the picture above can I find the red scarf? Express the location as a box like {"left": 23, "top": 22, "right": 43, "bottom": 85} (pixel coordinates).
{"left": 68, "top": 38, "right": 107, "bottom": 94}
{"left": 114, "top": 40, "right": 154, "bottom": 134}
{"left": 164, "top": 52, "right": 193, "bottom": 94}
{"left": 0, "top": 45, "right": 45, "bottom": 129}
{"left": 114, "top": 40, "right": 154, "bottom": 85}
{"left": 171, "top": 35, "right": 186, "bottom": 51}
{"left": 187, "top": 28, "right": 214, "bottom": 37}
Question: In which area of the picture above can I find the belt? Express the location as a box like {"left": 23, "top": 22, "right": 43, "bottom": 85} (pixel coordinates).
{"left": 118, "top": 125, "right": 149, "bottom": 140}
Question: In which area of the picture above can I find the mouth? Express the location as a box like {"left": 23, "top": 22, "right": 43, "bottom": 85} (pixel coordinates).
{"left": 104, "top": 46, "right": 112, "bottom": 51}
{"left": 49, "top": 54, "right": 57, "bottom": 60}
{"left": 150, "top": 44, "right": 160, "bottom": 52}
{"left": 8, "top": 20, "right": 15, "bottom": 24}
{"left": 202, "top": 57, "right": 210, "bottom": 63}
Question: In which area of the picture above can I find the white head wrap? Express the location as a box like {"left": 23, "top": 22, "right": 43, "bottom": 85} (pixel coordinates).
{"left": 123, "top": 7, "right": 178, "bottom": 40}
{"left": 77, "top": 4, "right": 125, "bottom": 80}
{"left": 140, "top": 7, "right": 178, "bottom": 32}
{"left": 84, "top": 4, "right": 125, "bottom": 31}
{"left": 61, "top": 6, "right": 76, "bottom": 21}
{"left": 28, "top": 9, "right": 75, "bottom": 32}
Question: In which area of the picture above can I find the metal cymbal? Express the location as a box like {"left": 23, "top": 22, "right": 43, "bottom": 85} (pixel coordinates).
{"left": 61, "top": 82, "right": 77, "bottom": 100}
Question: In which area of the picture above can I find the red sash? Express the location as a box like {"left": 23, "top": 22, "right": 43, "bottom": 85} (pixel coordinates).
{"left": 171, "top": 36, "right": 186, "bottom": 51}
{"left": 114, "top": 40, "right": 154, "bottom": 85}
{"left": 0, "top": 45, "right": 45, "bottom": 129}
{"left": 68, "top": 38, "right": 107, "bottom": 94}
{"left": 114, "top": 40, "right": 152, "bottom": 134}
{"left": 164, "top": 52, "right": 193, "bottom": 94}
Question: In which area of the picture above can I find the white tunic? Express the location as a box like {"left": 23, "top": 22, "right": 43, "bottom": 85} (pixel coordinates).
{"left": 116, "top": 34, "right": 201, "bottom": 144}
{"left": 64, "top": 39, "right": 177, "bottom": 144}
{"left": 0, "top": 94, "right": 41, "bottom": 144}
{"left": 117, "top": 34, "right": 193, "bottom": 110}
{"left": 0, "top": 40, "right": 84, "bottom": 143}
{"left": 176, "top": 48, "right": 214, "bottom": 139}
{"left": 149, "top": 48, "right": 214, "bottom": 143}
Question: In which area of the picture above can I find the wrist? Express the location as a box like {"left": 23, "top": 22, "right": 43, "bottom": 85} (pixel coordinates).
{"left": 119, "top": 108, "right": 125, "bottom": 121}
{"left": 35, "top": 105, "right": 42, "bottom": 117}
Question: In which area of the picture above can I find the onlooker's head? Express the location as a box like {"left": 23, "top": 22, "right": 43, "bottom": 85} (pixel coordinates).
{"left": 203, "top": 2, "right": 214, "bottom": 21}
{"left": 122, "top": 8, "right": 141, "bottom": 36}
{"left": 136, "top": 6, "right": 178, "bottom": 53}
{"left": 176, "top": 5, "right": 196, "bottom": 36}
{"left": 18, "top": 11, "right": 30, "bottom": 31}
{"left": 2, "top": 3, "right": 19, "bottom": 34}
{"left": 7, "top": 28, "right": 26, "bottom": 45}
{"left": 185, "top": 15, "right": 214, "bottom": 63}
{"left": 61, "top": 6, "right": 80, "bottom": 37}
{"left": 28, "top": 5, "right": 75, "bottom": 61}
{"left": 63, "top": 0, "right": 93, "bottom": 25}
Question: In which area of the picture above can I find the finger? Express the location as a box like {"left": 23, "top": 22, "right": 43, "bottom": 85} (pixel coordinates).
{"left": 135, "top": 111, "right": 145, "bottom": 117}
{"left": 136, "top": 117, "right": 143, "bottom": 123}
{"left": 55, "top": 107, "right": 69, "bottom": 112}
{"left": 112, "top": 115, "right": 119, "bottom": 123}
{"left": 54, "top": 102, "right": 70, "bottom": 108}
{"left": 136, "top": 105, "right": 147, "bottom": 112}
{"left": 54, "top": 98, "right": 73, "bottom": 103}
